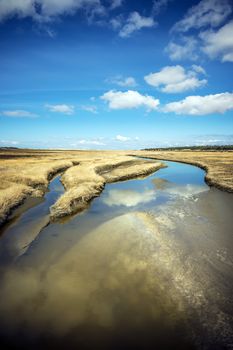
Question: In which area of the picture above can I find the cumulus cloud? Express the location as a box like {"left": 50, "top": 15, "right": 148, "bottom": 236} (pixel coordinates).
{"left": 81, "top": 105, "right": 98, "bottom": 114}
{"left": 163, "top": 92, "right": 233, "bottom": 115}
{"left": 46, "top": 104, "right": 74, "bottom": 115}
{"left": 172, "top": 0, "right": 232, "bottom": 33}
{"left": 191, "top": 64, "right": 206, "bottom": 75}
{"left": 166, "top": 0, "right": 233, "bottom": 63}
{"left": 109, "top": 0, "right": 123, "bottom": 10}
{"left": 165, "top": 36, "right": 199, "bottom": 61}
{"left": 200, "top": 20, "right": 233, "bottom": 62}
{"left": 110, "top": 16, "right": 123, "bottom": 30}
{"left": 73, "top": 139, "right": 105, "bottom": 146}
{"left": 144, "top": 65, "right": 207, "bottom": 93}
{"left": 115, "top": 135, "right": 130, "bottom": 142}
{"left": 0, "top": 1, "right": 34, "bottom": 21}
{"left": 101, "top": 90, "right": 159, "bottom": 111}
{"left": 152, "top": 0, "right": 173, "bottom": 16}
{"left": 0, "top": 0, "right": 106, "bottom": 23}
{"left": 107, "top": 75, "right": 137, "bottom": 87}
{"left": 117, "top": 76, "right": 137, "bottom": 87}
{"left": 119, "top": 11, "right": 155, "bottom": 38}
{"left": 1, "top": 110, "right": 37, "bottom": 118}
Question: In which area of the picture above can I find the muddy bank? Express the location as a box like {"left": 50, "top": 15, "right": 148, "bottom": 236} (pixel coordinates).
{"left": 50, "top": 157, "right": 164, "bottom": 219}
{"left": 132, "top": 150, "right": 233, "bottom": 192}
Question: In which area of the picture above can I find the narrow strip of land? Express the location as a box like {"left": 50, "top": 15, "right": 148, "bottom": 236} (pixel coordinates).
{"left": 0, "top": 150, "right": 164, "bottom": 225}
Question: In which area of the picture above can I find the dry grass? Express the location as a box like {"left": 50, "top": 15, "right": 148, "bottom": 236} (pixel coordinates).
{"left": 0, "top": 150, "right": 163, "bottom": 224}
{"left": 50, "top": 156, "right": 164, "bottom": 219}
{"left": 132, "top": 150, "right": 233, "bottom": 192}
{"left": 1, "top": 148, "right": 232, "bottom": 225}
{"left": 0, "top": 149, "right": 87, "bottom": 225}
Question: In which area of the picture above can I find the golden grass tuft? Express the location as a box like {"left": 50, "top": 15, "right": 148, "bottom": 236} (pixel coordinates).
{"left": 0, "top": 150, "right": 164, "bottom": 225}
{"left": 50, "top": 157, "right": 164, "bottom": 219}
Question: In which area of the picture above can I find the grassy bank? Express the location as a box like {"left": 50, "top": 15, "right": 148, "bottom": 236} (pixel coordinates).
{"left": 0, "top": 150, "right": 163, "bottom": 226}
{"left": 132, "top": 150, "right": 233, "bottom": 192}
{"left": 50, "top": 157, "right": 164, "bottom": 219}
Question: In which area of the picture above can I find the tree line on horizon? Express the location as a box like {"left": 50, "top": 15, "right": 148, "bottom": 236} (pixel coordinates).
{"left": 142, "top": 145, "right": 233, "bottom": 151}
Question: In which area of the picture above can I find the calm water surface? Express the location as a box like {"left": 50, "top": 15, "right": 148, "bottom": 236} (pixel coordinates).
{"left": 0, "top": 161, "right": 233, "bottom": 350}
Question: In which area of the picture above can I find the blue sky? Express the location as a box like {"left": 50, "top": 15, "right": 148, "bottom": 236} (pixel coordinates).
{"left": 0, "top": 0, "right": 233, "bottom": 149}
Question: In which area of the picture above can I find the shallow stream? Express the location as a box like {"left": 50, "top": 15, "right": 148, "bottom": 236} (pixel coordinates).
{"left": 0, "top": 160, "right": 233, "bottom": 349}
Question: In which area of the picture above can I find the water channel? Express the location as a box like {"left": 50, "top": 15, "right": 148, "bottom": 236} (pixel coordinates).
{"left": 0, "top": 160, "right": 233, "bottom": 349}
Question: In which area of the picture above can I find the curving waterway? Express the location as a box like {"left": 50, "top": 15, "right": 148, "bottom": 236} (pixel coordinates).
{"left": 0, "top": 161, "right": 233, "bottom": 350}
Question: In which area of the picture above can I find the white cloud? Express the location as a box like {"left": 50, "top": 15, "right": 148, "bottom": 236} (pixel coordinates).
{"left": 172, "top": 0, "right": 232, "bottom": 33}
{"left": 0, "top": 1, "right": 34, "bottom": 22}
{"left": 200, "top": 20, "right": 233, "bottom": 62}
{"left": 101, "top": 90, "right": 159, "bottom": 110}
{"left": 1, "top": 110, "right": 37, "bottom": 118}
{"left": 115, "top": 135, "right": 130, "bottom": 142}
{"left": 119, "top": 11, "right": 155, "bottom": 38}
{"left": 144, "top": 65, "right": 207, "bottom": 93}
{"left": 117, "top": 77, "right": 137, "bottom": 87}
{"left": 81, "top": 105, "right": 98, "bottom": 114}
{"left": 165, "top": 36, "right": 199, "bottom": 61}
{"left": 0, "top": 0, "right": 105, "bottom": 23}
{"left": 166, "top": 1, "right": 233, "bottom": 63}
{"left": 223, "top": 52, "right": 233, "bottom": 61}
{"left": 191, "top": 64, "right": 206, "bottom": 75}
{"left": 109, "top": 0, "right": 123, "bottom": 10}
{"left": 107, "top": 75, "right": 137, "bottom": 87}
{"left": 193, "top": 135, "right": 233, "bottom": 145}
{"left": 152, "top": 0, "right": 173, "bottom": 16}
{"left": 0, "top": 140, "right": 20, "bottom": 146}
{"left": 46, "top": 104, "right": 74, "bottom": 115}
{"left": 110, "top": 16, "right": 123, "bottom": 30}
{"left": 74, "top": 139, "right": 105, "bottom": 146}
{"left": 163, "top": 92, "right": 233, "bottom": 115}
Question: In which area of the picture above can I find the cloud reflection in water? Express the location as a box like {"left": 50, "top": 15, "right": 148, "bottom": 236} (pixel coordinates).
{"left": 102, "top": 189, "right": 156, "bottom": 207}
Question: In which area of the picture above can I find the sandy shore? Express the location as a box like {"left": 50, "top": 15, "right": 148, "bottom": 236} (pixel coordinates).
{"left": 0, "top": 150, "right": 164, "bottom": 225}
{"left": 132, "top": 150, "right": 233, "bottom": 192}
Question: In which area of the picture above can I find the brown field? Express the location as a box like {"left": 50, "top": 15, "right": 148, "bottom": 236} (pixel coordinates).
{"left": 132, "top": 150, "right": 233, "bottom": 192}
{"left": 0, "top": 149, "right": 163, "bottom": 226}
